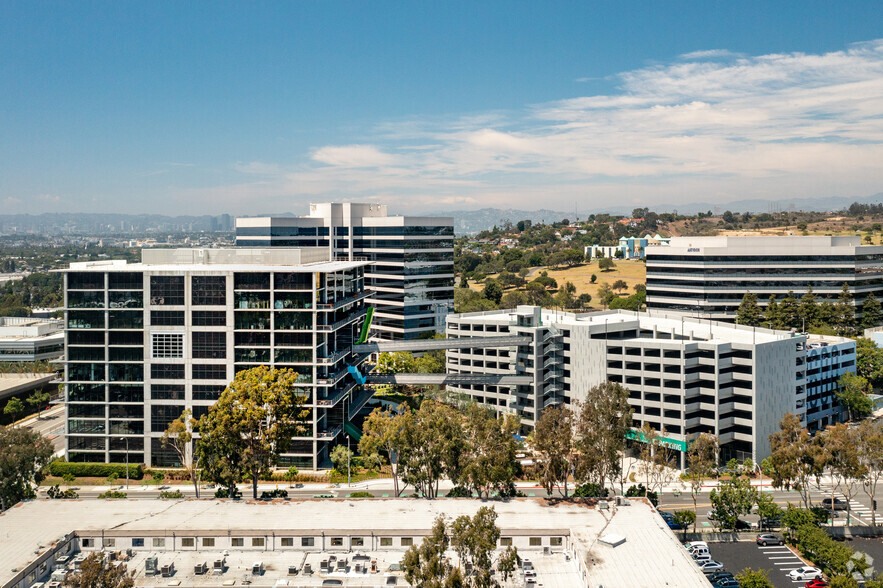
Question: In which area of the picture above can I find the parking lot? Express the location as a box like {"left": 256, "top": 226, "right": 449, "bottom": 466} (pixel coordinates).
{"left": 702, "top": 541, "right": 809, "bottom": 588}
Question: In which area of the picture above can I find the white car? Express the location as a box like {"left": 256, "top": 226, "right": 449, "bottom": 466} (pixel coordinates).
{"left": 698, "top": 561, "right": 724, "bottom": 572}
{"left": 684, "top": 541, "right": 708, "bottom": 550}
{"left": 788, "top": 567, "right": 823, "bottom": 581}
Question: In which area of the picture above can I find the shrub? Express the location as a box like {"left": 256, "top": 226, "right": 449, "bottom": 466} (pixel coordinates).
{"left": 48, "top": 461, "right": 142, "bottom": 480}
{"left": 573, "top": 483, "right": 609, "bottom": 498}
{"left": 151, "top": 471, "right": 165, "bottom": 483}
{"left": 447, "top": 486, "right": 472, "bottom": 498}
{"left": 348, "top": 491, "right": 373, "bottom": 498}
{"left": 158, "top": 490, "right": 184, "bottom": 499}
{"left": 61, "top": 473, "right": 76, "bottom": 485}
{"left": 260, "top": 489, "right": 288, "bottom": 499}
{"left": 214, "top": 487, "right": 242, "bottom": 499}
{"left": 625, "top": 484, "right": 658, "bottom": 506}
{"left": 47, "top": 485, "right": 79, "bottom": 499}
{"left": 97, "top": 490, "right": 127, "bottom": 499}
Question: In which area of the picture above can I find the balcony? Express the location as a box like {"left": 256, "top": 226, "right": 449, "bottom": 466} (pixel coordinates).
{"left": 317, "top": 426, "right": 343, "bottom": 441}
{"left": 316, "top": 309, "right": 367, "bottom": 332}
{"left": 316, "top": 290, "right": 370, "bottom": 311}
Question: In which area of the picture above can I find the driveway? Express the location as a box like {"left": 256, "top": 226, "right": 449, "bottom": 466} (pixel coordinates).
{"left": 707, "top": 541, "right": 810, "bottom": 588}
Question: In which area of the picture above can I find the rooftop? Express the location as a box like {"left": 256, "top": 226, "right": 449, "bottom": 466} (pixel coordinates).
{"left": 449, "top": 307, "right": 850, "bottom": 347}
{"left": 58, "top": 248, "right": 369, "bottom": 273}
{"left": 0, "top": 498, "right": 710, "bottom": 588}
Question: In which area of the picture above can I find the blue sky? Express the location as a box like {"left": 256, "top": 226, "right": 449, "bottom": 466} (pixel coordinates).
{"left": 1, "top": 1, "right": 882, "bottom": 215}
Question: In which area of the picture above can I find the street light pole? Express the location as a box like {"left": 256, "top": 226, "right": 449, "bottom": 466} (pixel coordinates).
{"left": 120, "top": 437, "right": 129, "bottom": 490}
{"left": 347, "top": 437, "right": 351, "bottom": 487}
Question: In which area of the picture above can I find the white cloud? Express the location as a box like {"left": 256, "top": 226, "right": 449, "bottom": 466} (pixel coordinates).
{"left": 310, "top": 144, "right": 397, "bottom": 168}
{"left": 203, "top": 39, "right": 883, "bottom": 214}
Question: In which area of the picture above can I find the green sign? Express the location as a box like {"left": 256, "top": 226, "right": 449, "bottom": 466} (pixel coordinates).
{"left": 626, "top": 429, "right": 688, "bottom": 452}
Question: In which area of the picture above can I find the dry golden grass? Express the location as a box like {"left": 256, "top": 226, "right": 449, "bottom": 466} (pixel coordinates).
{"left": 543, "top": 259, "right": 646, "bottom": 299}
{"left": 470, "top": 259, "right": 646, "bottom": 299}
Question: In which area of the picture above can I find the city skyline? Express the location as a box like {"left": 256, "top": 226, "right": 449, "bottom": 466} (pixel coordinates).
{"left": 2, "top": 2, "right": 882, "bottom": 216}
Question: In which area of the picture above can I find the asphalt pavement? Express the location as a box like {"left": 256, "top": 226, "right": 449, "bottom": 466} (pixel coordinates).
{"left": 20, "top": 404, "right": 65, "bottom": 453}
{"left": 710, "top": 540, "right": 809, "bottom": 588}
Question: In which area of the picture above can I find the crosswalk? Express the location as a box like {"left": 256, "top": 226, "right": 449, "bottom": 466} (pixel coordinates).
{"left": 817, "top": 487, "right": 883, "bottom": 525}
{"left": 757, "top": 545, "right": 811, "bottom": 584}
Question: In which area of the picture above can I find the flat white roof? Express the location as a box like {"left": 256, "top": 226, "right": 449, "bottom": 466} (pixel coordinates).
{"left": 0, "top": 498, "right": 710, "bottom": 588}
{"left": 449, "top": 307, "right": 847, "bottom": 347}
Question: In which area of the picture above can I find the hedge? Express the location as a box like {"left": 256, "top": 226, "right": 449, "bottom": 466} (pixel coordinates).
{"left": 48, "top": 461, "right": 143, "bottom": 479}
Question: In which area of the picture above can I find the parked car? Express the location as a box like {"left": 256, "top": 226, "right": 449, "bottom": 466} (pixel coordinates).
{"left": 804, "top": 580, "right": 829, "bottom": 588}
{"left": 707, "top": 572, "right": 735, "bottom": 583}
{"left": 759, "top": 517, "right": 782, "bottom": 529}
{"left": 684, "top": 541, "right": 708, "bottom": 550}
{"left": 714, "top": 579, "right": 740, "bottom": 588}
{"left": 698, "top": 560, "right": 725, "bottom": 572}
{"left": 666, "top": 519, "right": 684, "bottom": 530}
{"left": 788, "top": 567, "right": 823, "bottom": 581}
{"left": 821, "top": 498, "right": 847, "bottom": 511}
{"left": 692, "top": 552, "right": 712, "bottom": 564}
{"left": 755, "top": 533, "right": 784, "bottom": 546}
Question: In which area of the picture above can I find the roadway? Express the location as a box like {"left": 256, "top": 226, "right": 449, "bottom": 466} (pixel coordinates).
{"left": 658, "top": 482, "right": 879, "bottom": 528}
{"left": 20, "top": 404, "right": 65, "bottom": 453}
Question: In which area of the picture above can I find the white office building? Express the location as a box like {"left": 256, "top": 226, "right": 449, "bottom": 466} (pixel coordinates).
{"left": 60, "top": 248, "right": 371, "bottom": 469}
{"left": 0, "top": 316, "right": 64, "bottom": 361}
{"left": 646, "top": 235, "right": 883, "bottom": 321}
{"left": 236, "top": 203, "right": 454, "bottom": 340}
{"left": 445, "top": 306, "right": 855, "bottom": 465}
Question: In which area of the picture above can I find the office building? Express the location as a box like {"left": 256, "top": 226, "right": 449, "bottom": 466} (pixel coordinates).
{"left": 1, "top": 498, "right": 712, "bottom": 588}
{"left": 236, "top": 203, "right": 454, "bottom": 340}
{"left": 445, "top": 306, "right": 855, "bottom": 465}
{"left": 646, "top": 235, "right": 883, "bottom": 321}
{"left": 60, "top": 248, "right": 371, "bottom": 469}
{"left": 0, "top": 316, "right": 64, "bottom": 362}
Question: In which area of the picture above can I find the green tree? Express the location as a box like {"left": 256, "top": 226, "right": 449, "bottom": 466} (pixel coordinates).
{"left": 590, "top": 274, "right": 597, "bottom": 284}
{"left": 837, "top": 283, "right": 856, "bottom": 336}
{"left": 25, "top": 390, "right": 50, "bottom": 419}
{"left": 799, "top": 287, "right": 819, "bottom": 330}
{"left": 359, "top": 407, "right": 408, "bottom": 496}
{"left": 330, "top": 444, "right": 353, "bottom": 477}
{"left": 779, "top": 291, "right": 800, "bottom": 329}
{"left": 863, "top": 293, "right": 883, "bottom": 329}
{"left": 402, "top": 515, "right": 463, "bottom": 588}
{"left": 284, "top": 466, "right": 299, "bottom": 486}
{"left": 482, "top": 280, "right": 503, "bottom": 304}
{"left": 856, "top": 420, "right": 883, "bottom": 526}
{"left": 672, "top": 510, "right": 696, "bottom": 539}
{"left": 497, "top": 545, "right": 519, "bottom": 583}
{"left": 450, "top": 506, "right": 501, "bottom": 588}
{"left": 0, "top": 425, "right": 54, "bottom": 511}
{"left": 709, "top": 477, "right": 758, "bottom": 531}
{"left": 65, "top": 552, "right": 134, "bottom": 588}
{"left": 596, "top": 282, "right": 616, "bottom": 308}
{"left": 598, "top": 257, "right": 616, "bottom": 271}
{"left": 573, "top": 381, "right": 633, "bottom": 493}
{"left": 398, "top": 401, "right": 465, "bottom": 498}
{"left": 460, "top": 405, "right": 520, "bottom": 498}
{"left": 768, "top": 413, "right": 827, "bottom": 508}
{"left": 821, "top": 423, "right": 864, "bottom": 524}
{"left": 196, "top": 366, "right": 309, "bottom": 499}
{"left": 765, "top": 296, "right": 783, "bottom": 329}
{"left": 414, "top": 350, "right": 446, "bottom": 374}
{"left": 836, "top": 373, "right": 873, "bottom": 421}
{"left": 3, "top": 397, "right": 25, "bottom": 422}
{"left": 856, "top": 338, "right": 883, "bottom": 387}
{"left": 612, "top": 279, "right": 628, "bottom": 294}
{"left": 735, "top": 568, "right": 775, "bottom": 588}
{"left": 736, "top": 292, "right": 764, "bottom": 326}
{"left": 830, "top": 576, "right": 860, "bottom": 588}
{"left": 161, "top": 408, "right": 200, "bottom": 498}
{"left": 686, "top": 433, "right": 719, "bottom": 531}
{"left": 756, "top": 492, "right": 784, "bottom": 524}
{"left": 375, "top": 351, "right": 417, "bottom": 374}
{"left": 533, "top": 405, "right": 575, "bottom": 497}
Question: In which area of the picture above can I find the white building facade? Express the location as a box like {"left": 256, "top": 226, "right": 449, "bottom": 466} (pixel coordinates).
{"left": 60, "top": 248, "right": 371, "bottom": 469}
{"left": 445, "top": 307, "right": 855, "bottom": 465}
{"left": 236, "top": 203, "right": 454, "bottom": 340}
{"left": 646, "top": 235, "right": 883, "bottom": 321}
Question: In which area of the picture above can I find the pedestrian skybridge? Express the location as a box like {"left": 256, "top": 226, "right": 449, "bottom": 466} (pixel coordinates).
{"left": 352, "top": 335, "right": 532, "bottom": 354}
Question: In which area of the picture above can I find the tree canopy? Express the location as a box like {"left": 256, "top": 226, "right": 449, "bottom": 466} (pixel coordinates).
{"left": 196, "top": 366, "right": 309, "bottom": 499}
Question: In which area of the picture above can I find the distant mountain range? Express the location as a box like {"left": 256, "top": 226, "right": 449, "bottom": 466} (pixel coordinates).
{"left": 425, "top": 192, "right": 883, "bottom": 234}
{"left": 0, "top": 192, "right": 880, "bottom": 236}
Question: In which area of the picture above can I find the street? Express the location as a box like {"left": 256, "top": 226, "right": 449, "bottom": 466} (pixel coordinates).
{"left": 21, "top": 404, "right": 65, "bottom": 453}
